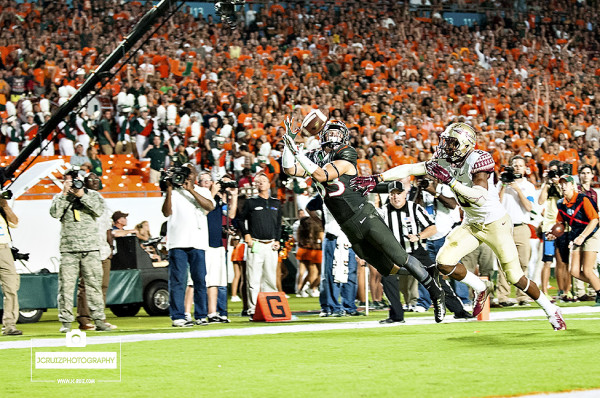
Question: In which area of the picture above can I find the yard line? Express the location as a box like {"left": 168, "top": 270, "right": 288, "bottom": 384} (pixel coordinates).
{"left": 2, "top": 306, "right": 599, "bottom": 351}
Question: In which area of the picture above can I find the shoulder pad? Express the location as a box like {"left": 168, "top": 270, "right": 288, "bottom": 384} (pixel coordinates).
{"left": 471, "top": 150, "right": 495, "bottom": 174}
{"left": 332, "top": 145, "right": 357, "bottom": 165}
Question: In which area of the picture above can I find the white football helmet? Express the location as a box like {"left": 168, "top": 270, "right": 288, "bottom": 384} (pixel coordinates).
{"left": 437, "top": 122, "right": 476, "bottom": 165}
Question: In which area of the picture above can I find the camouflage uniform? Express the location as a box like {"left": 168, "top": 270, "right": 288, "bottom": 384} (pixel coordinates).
{"left": 50, "top": 189, "right": 106, "bottom": 323}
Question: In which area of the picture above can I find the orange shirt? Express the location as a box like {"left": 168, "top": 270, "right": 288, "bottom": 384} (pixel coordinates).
{"left": 558, "top": 148, "right": 579, "bottom": 172}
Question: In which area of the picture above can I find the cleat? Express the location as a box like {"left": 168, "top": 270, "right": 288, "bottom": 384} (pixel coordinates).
{"left": 548, "top": 307, "right": 567, "bottom": 331}
{"left": 432, "top": 292, "right": 446, "bottom": 323}
{"left": 472, "top": 280, "right": 494, "bottom": 317}
{"left": 429, "top": 266, "right": 445, "bottom": 323}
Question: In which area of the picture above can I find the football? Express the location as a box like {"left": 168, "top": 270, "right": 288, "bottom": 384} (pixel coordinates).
{"left": 300, "top": 109, "right": 328, "bottom": 137}
{"left": 550, "top": 222, "right": 565, "bottom": 238}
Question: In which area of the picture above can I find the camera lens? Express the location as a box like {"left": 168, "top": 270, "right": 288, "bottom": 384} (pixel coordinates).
{"left": 72, "top": 179, "right": 84, "bottom": 190}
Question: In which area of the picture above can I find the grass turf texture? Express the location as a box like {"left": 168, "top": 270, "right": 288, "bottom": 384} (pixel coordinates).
{"left": 2, "top": 303, "right": 600, "bottom": 397}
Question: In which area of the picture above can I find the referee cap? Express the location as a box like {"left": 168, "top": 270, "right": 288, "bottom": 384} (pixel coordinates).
{"left": 388, "top": 181, "right": 404, "bottom": 194}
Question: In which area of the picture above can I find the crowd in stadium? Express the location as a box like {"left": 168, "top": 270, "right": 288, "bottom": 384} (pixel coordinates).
{"left": 1, "top": 0, "right": 600, "bottom": 332}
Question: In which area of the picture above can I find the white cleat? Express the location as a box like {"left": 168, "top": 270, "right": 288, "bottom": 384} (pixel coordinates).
{"left": 548, "top": 306, "right": 567, "bottom": 331}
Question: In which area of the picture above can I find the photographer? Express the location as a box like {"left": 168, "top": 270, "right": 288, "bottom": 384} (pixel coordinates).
{"left": 197, "top": 172, "right": 238, "bottom": 323}
{"left": 143, "top": 134, "right": 173, "bottom": 184}
{"left": 50, "top": 169, "right": 112, "bottom": 333}
{"left": 498, "top": 156, "right": 536, "bottom": 306}
{"left": 76, "top": 173, "right": 116, "bottom": 330}
{"left": 538, "top": 161, "right": 568, "bottom": 299}
{"left": 162, "top": 164, "right": 215, "bottom": 327}
{"left": 0, "top": 198, "right": 22, "bottom": 335}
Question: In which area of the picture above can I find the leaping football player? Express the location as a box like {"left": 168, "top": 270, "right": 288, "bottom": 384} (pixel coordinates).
{"left": 351, "top": 122, "right": 566, "bottom": 331}
{"left": 282, "top": 118, "right": 446, "bottom": 323}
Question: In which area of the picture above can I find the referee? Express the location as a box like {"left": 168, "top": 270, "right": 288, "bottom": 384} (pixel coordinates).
{"left": 237, "top": 173, "right": 282, "bottom": 317}
{"left": 378, "top": 181, "right": 471, "bottom": 323}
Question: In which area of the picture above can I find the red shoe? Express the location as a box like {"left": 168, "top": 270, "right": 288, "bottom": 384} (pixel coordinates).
{"left": 472, "top": 280, "right": 494, "bottom": 317}
{"left": 548, "top": 307, "right": 567, "bottom": 331}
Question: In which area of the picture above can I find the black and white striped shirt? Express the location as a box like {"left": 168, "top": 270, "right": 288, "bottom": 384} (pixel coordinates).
{"left": 378, "top": 200, "right": 435, "bottom": 253}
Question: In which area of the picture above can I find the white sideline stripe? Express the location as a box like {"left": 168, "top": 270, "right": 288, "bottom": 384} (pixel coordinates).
{"left": 2, "top": 306, "right": 599, "bottom": 350}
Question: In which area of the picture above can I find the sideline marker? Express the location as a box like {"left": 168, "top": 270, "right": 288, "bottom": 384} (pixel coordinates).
{"left": 252, "top": 292, "right": 292, "bottom": 322}
{"left": 477, "top": 276, "right": 491, "bottom": 321}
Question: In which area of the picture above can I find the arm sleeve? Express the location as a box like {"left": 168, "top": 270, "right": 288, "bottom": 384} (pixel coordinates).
{"left": 449, "top": 180, "right": 488, "bottom": 207}
{"left": 381, "top": 162, "right": 427, "bottom": 181}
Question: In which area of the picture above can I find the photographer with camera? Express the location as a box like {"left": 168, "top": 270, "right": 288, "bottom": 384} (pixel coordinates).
{"left": 197, "top": 172, "right": 238, "bottom": 323}
{"left": 0, "top": 197, "right": 22, "bottom": 335}
{"left": 76, "top": 172, "right": 116, "bottom": 330}
{"left": 143, "top": 134, "right": 173, "bottom": 184}
{"left": 50, "top": 168, "right": 113, "bottom": 333}
{"left": 498, "top": 156, "right": 536, "bottom": 306}
{"left": 538, "top": 161, "right": 568, "bottom": 299}
{"left": 162, "top": 163, "right": 215, "bottom": 327}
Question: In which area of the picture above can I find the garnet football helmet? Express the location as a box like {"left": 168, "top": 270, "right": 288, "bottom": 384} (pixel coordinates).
{"left": 319, "top": 120, "right": 349, "bottom": 148}
{"left": 436, "top": 122, "right": 476, "bottom": 165}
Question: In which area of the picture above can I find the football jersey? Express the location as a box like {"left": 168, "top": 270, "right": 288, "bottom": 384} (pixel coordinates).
{"left": 436, "top": 149, "right": 506, "bottom": 225}
{"left": 305, "top": 145, "right": 366, "bottom": 224}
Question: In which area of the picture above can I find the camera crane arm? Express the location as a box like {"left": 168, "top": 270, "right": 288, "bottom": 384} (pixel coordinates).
{"left": 0, "top": 0, "right": 184, "bottom": 189}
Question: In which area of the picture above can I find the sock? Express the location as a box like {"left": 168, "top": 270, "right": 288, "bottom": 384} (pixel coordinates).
{"left": 208, "top": 312, "right": 218, "bottom": 318}
{"left": 535, "top": 292, "right": 555, "bottom": 316}
{"left": 460, "top": 271, "right": 486, "bottom": 292}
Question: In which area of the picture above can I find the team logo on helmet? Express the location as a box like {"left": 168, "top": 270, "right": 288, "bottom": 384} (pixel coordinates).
{"left": 319, "top": 120, "right": 349, "bottom": 148}
{"left": 437, "top": 122, "right": 476, "bottom": 165}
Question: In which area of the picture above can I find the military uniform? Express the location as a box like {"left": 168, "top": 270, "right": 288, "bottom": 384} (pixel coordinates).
{"left": 306, "top": 145, "right": 434, "bottom": 286}
{"left": 50, "top": 189, "right": 107, "bottom": 324}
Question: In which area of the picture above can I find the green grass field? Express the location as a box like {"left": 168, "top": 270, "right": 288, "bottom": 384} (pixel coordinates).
{"left": 2, "top": 298, "right": 600, "bottom": 397}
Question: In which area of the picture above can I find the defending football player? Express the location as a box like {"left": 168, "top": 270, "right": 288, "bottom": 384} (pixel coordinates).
{"left": 351, "top": 122, "right": 566, "bottom": 331}
{"left": 282, "top": 119, "right": 446, "bottom": 323}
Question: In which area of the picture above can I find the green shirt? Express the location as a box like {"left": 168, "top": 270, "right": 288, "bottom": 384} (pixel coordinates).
{"left": 147, "top": 147, "right": 169, "bottom": 171}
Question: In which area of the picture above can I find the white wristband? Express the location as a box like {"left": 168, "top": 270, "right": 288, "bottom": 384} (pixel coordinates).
{"left": 281, "top": 145, "right": 295, "bottom": 169}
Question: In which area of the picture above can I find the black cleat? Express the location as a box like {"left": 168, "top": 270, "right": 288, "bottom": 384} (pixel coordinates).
{"left": 431, "top": 286, "right": 446, "bottom": 323}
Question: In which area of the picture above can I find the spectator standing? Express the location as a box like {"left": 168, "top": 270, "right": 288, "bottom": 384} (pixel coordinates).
{"left": 0, "top": 198, "right": 21, "bottom": 335}
{"left": 550, "top": 175, "right": 600, "bottom": 306}
{"left": 237, "top": 173, "right": 282, "bottom": 317}
{"left": 295, "top": 213, "right": 323, "bottom": 298}
{"left": 538, "top": 161, "right": 569, "bottom": 300}
{"left": 498, "top": 156, "right": 536, "bottom": 306}
{"left": 49, "top": 169, "right": 112, "bottom": 333}
{"left": 143, "top": 135, "right": 173, "bottom": 184}
{"left": 70, "top": 142, "right": 91, "bottom": 167}
{"left": 162, "top": 164, "right": 215, "bottom": 326}
{"left": 96, "top": 110, "right": 117, "bottom": 155}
